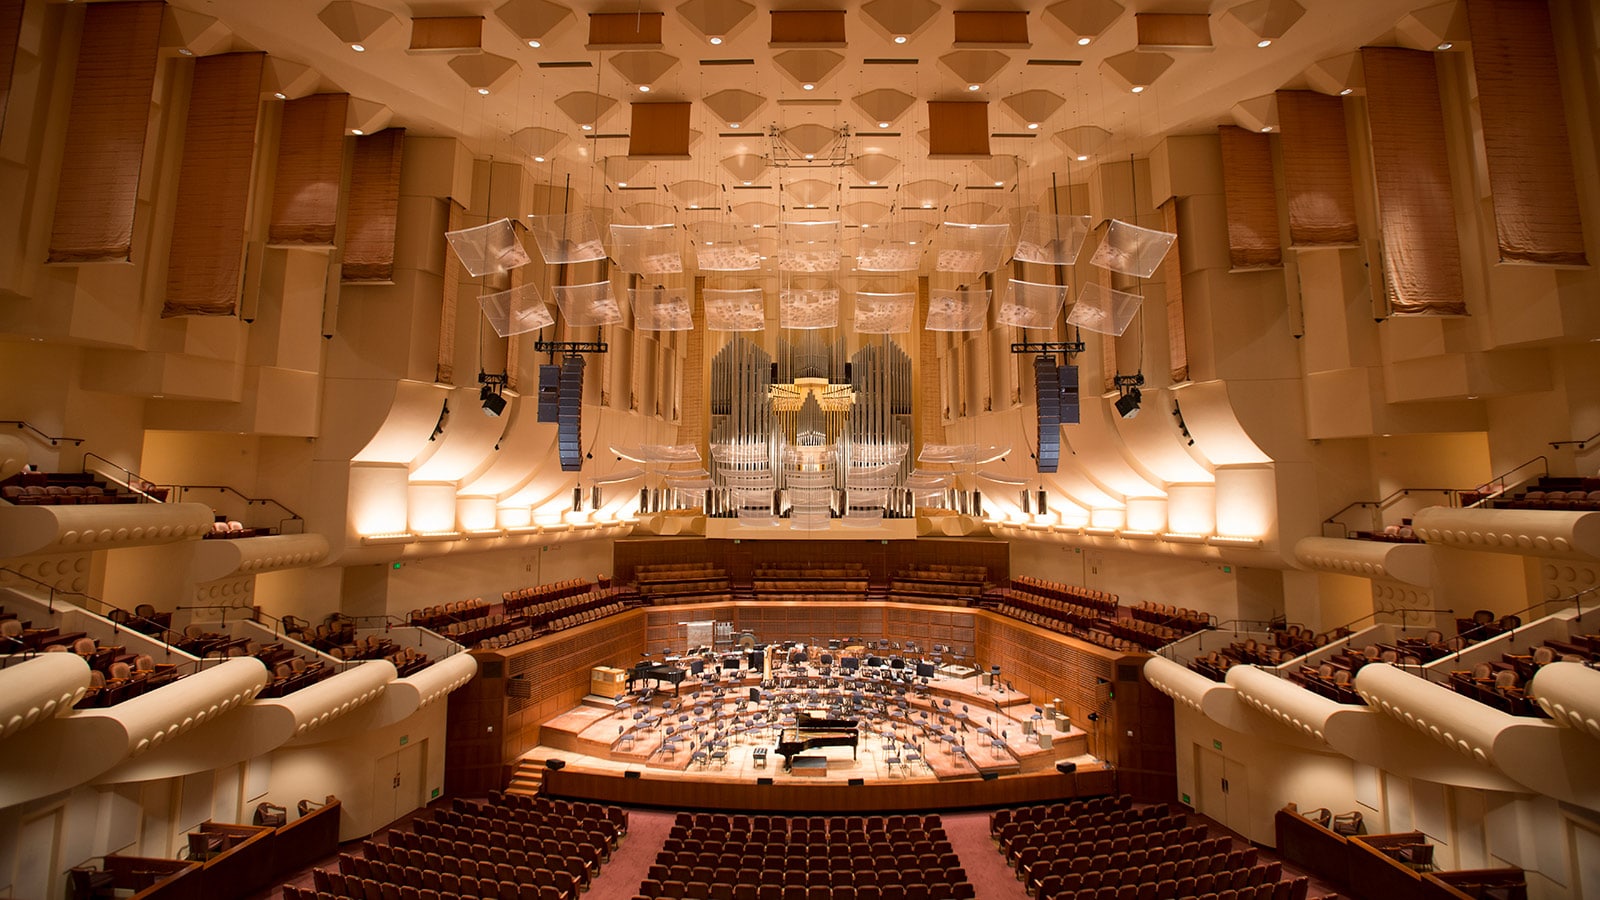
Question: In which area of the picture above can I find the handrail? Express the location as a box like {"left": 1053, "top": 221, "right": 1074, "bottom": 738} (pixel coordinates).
{"left": 81, "top": 452, "right": 167, "bottom": 503}
{"left": 1466, "top": 455, "right": 1550, "bottom": 505}
{"left": 1441, "top": 585, "right": 1600, "bottom": 670}
{"left": 1550, "top": 431, "right": 1600, "bottom": 451}
{"left": 0, "top": 566, "right": 183, "bottom": 654}
{"left": 1321, "top": 487, "right": 1459, "bottom": 536}
{"left": 165, "top": 484, "right": 303, "bottom": 533}
{"left": 0, "top": 419, "right": 85, "bottom": 447}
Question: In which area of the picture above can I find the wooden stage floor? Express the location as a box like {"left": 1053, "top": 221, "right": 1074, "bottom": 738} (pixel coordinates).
{"left": 526, "top": 664, "right": 1107, "bottom": 811}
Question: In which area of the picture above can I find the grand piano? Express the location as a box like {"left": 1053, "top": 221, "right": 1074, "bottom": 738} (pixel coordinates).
{"left": 776, "top": 715, "right": 859, "bottom": 770}
{"left": 628, "top": 660, "right": 686, "bottom": 695}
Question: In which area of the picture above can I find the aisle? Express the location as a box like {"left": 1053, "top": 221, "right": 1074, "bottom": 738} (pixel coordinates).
{"left": 586, "top": 808, "right": 673, "bottom": 898}
{"left": 940, "top": 811, "right": 1032, "bottom": 900}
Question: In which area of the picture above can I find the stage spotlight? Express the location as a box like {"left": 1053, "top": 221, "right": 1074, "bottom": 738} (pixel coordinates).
{"left": 1114, "top": 387, "right": 1142, "bottom": 419}
{"left": 481, "top": 388, "right": 507, "bottom": 418}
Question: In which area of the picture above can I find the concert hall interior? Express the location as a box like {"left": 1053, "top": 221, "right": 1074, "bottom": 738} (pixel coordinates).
{"left": 2, "top": 0, "right": 1600, "bottom": 897}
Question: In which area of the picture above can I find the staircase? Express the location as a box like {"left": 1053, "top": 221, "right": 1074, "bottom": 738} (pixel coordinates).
{"left": 507, "top": 758, "right": 547, "bottom": 797}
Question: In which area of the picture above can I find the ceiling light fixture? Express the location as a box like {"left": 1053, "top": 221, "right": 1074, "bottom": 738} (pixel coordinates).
{"left": 477, "top": 87, "right": 490, "bottom": 95}
{"left": 709, "top": 35, "right": 723, "bottom": 45}
{"left": 1131, "top": 85, "right": 1145, "bottom": 93}
{"left": 1027, "top": 122, "right": 1039, "bottom": 130}
{"left": 1339, "top": 88, "right": 1353, "bottom": 95}
{"left": 1257, "top": 39, "right": 1272, "bottom": 48}
{"left": 178, "top": 48, "right": 194, "bottom": 56}
{"left": 867, "top": 180, "right": 877, "bottom": 185}
{"left": 994, "top": 180, "right": 1004, "bottom": 186}
{"left": 617, "top": 181, "right": 627, "bottom": 187}
{"left": 689, "top": 204, "right": 699, "bottom": 209}
{"left": 877, "top": 121, "right": 889, "bottom": 128}
{"left": 1260, "top": 126, "right": 1272, "bottom": 132}
{"left": 274, "top": 92, "right": 287, "bottom": 100}
{"left": 894, "top": 35, "right": 907, "bottom": 44}
{"left": 804, "top": 153, "right": 814, "bottom": 159}
{"left": 534, "top": 156, "right": 545, "bottom": 162}
{"left": 729, "top": 122, "right": 740, "bottom": 128}
{"left": 803, "top": 83, "right": 815, "bottom": 91}
{"left": 638, "top": 84, "right": 650, "bottom": 92}
{"left": 967, "top": 83, "right": 980, "bottom": 91}
{"left": 1436, "top": 41, "right": 1452, "bottom": 50}
{"left": 1077, "top": 154, "right": 1089, "bottom": 161}
{"left": 744, "top": 180, "right": 752, "bottom": 185}
{"left": 351, "top": 43, "right": 366, "bottom": 52}
{"left": 352, "top": 129, "right": 364, "bottom": 135}
{"left": 528, "top": 39, "right": 541, "bottom": 48}
{"left": 581, "top": 123, "right": 592, "bottom": 130}
{"left": 1078, "top": 37, "right": 1092, "bottom": 46}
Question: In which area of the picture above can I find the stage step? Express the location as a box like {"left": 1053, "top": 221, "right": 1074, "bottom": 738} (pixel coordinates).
{"left": 507, "top": 759, "right": 547, "bottom": 797}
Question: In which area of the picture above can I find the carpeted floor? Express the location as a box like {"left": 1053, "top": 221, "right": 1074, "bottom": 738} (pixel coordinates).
{"left": 587, "top": 809, "right": 674, "bottom": 899}
{"left": 940, "top": 811, "right": 1032, "bottom": 900}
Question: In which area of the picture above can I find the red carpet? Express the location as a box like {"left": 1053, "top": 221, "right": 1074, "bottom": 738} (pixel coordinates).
{"left": 587, "top": 808, "right": 674, "bottom": 899}
{"left": 940, "top": 811, "right": 1031, "bottom": 900}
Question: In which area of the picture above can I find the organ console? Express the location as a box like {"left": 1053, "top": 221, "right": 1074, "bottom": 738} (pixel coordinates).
{"left": 776, "top": 715, "right": 860, "bottom": 770}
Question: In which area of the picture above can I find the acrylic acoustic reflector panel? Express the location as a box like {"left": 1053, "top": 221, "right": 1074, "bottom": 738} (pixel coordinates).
{"left": 997, "top": 278, "right": 1071, "bottom": 329}
{"left": 924, "top": 287, "right": 990, "bottom": 332}
{"left": 478, "top": 282, "right": 554, "bottom": 337}
{"left": 554, "top": 280, "right": 624, "bottom": 326}
{"left": 779, "top": 287, "right": 840, "bottom": 329}
{"left": 445, "top": 218, "right": 530, "bottom": 276}
{"left": 777, "top": 221, "right": 841, "bottom": 273}
{"left": 692, "top": 222, "right": 764, "bottom": 271}
{"left": 853, "top": 291, "right": 916, "bottom": 333}
{"left": 609, "top": 223, "right": 683, "bottom": 275}
{"left": 935, "top": 222, "right": 1011, "bottom": 274}
{"left": 629, "top": 286, "right": 694, "bottom": 331}
{"left": 526, "top": 212, "right": 607, "bottom": 264}
{"left": 1089, "top": 218, "right": 1177, "bottom": 278}
{"left": 704, "top": 288, "right": 767, "bottom": 331}
{"left": 1014, "top": 212, "right": 1093, "bottom": 265}
{"left": 1068, "top": 281, "right": 1144, "bottom": 336}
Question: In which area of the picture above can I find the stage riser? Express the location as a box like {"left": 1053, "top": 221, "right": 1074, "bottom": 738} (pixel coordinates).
{"left": 542, "top": 766, "right": 1117, "bottom": 813}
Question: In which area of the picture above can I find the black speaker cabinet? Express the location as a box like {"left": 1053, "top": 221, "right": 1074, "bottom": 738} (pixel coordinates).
{"left": 545, "top": 759, "right": 566, "bottom": 771}
{"left": 1057, "top": 761, "right": 1077, "bottom": 774}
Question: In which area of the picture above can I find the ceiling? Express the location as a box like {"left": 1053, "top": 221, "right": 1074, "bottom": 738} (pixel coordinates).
{"left": 170, "top": 0, "right": 1442, "bottom": 233}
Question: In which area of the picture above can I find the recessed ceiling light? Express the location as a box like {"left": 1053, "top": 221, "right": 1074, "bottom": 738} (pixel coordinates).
{"left": 352, "top": 129, "right": 364, "bottom": 135}
{"left": 351, "top": 43, "right": 365, "bottom": 52}
{"left": 1131, "top": 85, "right": 1145, "bottom": 93}
{"left": 877, "top": 121, "right": 889, "bottom": 128}
{"left": 527, "top": 39, "right": 541, "bottom": 48}
{"left": 804, "top": 153, "right": 814, "bottom": 159}
{"left": 1027, "top": 122, "right": 1039, "bottom": 130}
{"left": 581, "top": 123, "right": 593, "bottom": 130}
{"left": 894, "top": 35, "right": 907, "bottom": 44}
{"left": 867, "top": 180, "right": 877, "bottom": 185}
{"left": 861, "top": 223, "right": 870, "bottom": 229}
{"left": 638, "top": 84, "right": 650, "bottom": 92}
{"left": 729, "top": 122, "right": 740, "bottom": 129}
{"left": 967, "top": 84, "right": 980, "bottom": 91}
{"left": 1257, "top": 39, "right": 1272, "bottom": 48}
{"left": 1339, "top": 88, "right": 1354, "bottom": 96}
{"left": 1260, "top": 126, "right": 1272, "bottom": 132}
{"left": 752, "top": 224, "right": 761, "bottom": 229}
{"left": 477, "top": 88, "right": 490, "bottom": 95}
{"left": 178, "top": 48, "right": 194, "bottom": 56}
{"left": 744, "top": 180, "right": 751, "bottom": 185}
{"left": 1076, "top": 155, "right": 1088, "bottom": 161}
{"left": 709, "top": 35, "right": 723, "bottom": 45}
{"left": 803, "top": 83, "right": 815, "bottom": 91}
{"left": 921, "top": 203, "right": 931, "bottom": 209}
{"left": 534, "top": 156, "right": 545, "bottom": 162}
{"left": 1436, "top": 41, "right": 1452, "bottom": 50}
{"left": 908, "top": 240, "right": 918, "bottom": 245}
{"left": 806, "top": 203, "right": 815, "bottom": 208}
{"left": 617, "top": 181, "right": 627, "bottom": 187}
{"left": 993, "top": 180, "right": 1003, "bottom": 186}
{"left": 689, "top": 204, "right": 699, "bottom": 209}
{"left": 274, "top": 92, "right": 287, "bottom": 100}
{"left": 1077, "top": 36, "right": 1092, "bottom": 46}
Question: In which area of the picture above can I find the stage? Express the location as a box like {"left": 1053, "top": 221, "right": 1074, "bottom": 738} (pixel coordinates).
{"left": 522, "top": 657, "right": 1108, "bottom": 811}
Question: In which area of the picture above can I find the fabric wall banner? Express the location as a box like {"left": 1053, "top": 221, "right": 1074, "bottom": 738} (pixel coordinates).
{"left": 344, "top": 129, "right": 406, "bottom": 282}
{"left": 1360, "top": 47, "right": 1467, "bottom": 317}
{"left": 162, "top": 53, "right": 266, "bottom": 318}
{"left": 1275, "top": 90, "right": 1359, "bottom": 247}
{"left": 0, "top": 0, "right": 23, "bottom": 141}
{"left": 46, "top": 1, "right": 164, "bottom": 263}
{"left": 1162, "top": 200, "right": 1188, "bottom": 384}
{"left": 1466, "top": 0, "right": 1587, "bottom": 266}
{"left": 1218, "top": 125, "right": 1282, "bottom": 270}
{"left": 269, "top": 94, "right": 349, "bottom": 245}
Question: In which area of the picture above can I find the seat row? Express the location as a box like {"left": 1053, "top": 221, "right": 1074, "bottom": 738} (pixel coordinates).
{"left": 311, "top": 867, "right": 563, "bottom": 900}
{"left": 1025, "top": 850, "right": 1261, "bottom": 894}
{"left": 633, "top": 883, "right": 976, "bottom": 900}
{"left": 1045, "top": 878, "right": 1308, "bottom": 900}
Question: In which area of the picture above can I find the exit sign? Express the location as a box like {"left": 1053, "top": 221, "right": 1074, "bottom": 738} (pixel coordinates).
{"left": 400, "top": 735, "right": 409, "bottom": 746}
{"left": 1212, "top": 739, "right": 1222, "bottom": 750}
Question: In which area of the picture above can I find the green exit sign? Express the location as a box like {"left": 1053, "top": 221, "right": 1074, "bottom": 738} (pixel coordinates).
{"left": 1181, "top": 793, "right": 1191, "bottom": 805}
{"left": 1212, "top": 739, "right": 1222, "bottom": 750}
{"left": 400, "top": 735, "right": 409, "bottom": 746}
{"left": 393, "top": 562, "right": 402, "bottom": 570}
{"left": 432, "top": 787, "right": 441, "bottom": 799}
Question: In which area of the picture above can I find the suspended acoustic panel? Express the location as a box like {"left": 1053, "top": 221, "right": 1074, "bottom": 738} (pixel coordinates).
{"left": 1069, "top": 281, "right": 1143, "bottom": 336}
{"left": 269, "top": 93, "right": 348, "bottom": 245}
{"left": 479, "top": 283, "right": 554, "bottom": 337}
{"left": 704, "top": 288, "right": 767, "bottom": 330}
{"left": 629, "top": 101, "right": 693, "bottom": 159}
{"left": 1361, "top": 46, "right": 1466, "bottom": 316}
{"left": 342, "top": 129, "right": 404, "bottom": 283}
{"left": 1275, "top": 90, "right": 1359, "bottom": 246}
{"left": 693, "top": 223, "right": 764, "bottom": 271}
{"left": 554, "top": 281, "right": 625, "bottom": 327}
{"left": 588, "top": 11, "right": 663, "bottom": 48}
{"left": 163, "top": 52, "right": 266, "bottom": 318}
{"left": 558, "top": 356, "right": 585, "bottom": 471}
{"left": 1135, "top": 13, "right": 1212, "bottom": 50}
{"left": 934, "top": 222, "right": 1010, "bottom": 273}
{"left": 927, "top": 101, "right": 991, "bottom": 159}
{"left": 526, "top": 213, "right": 606, "bottom": 264}
{"left": 770, "top": 9, "right": 846, "bottom": 47}
{"left": 954, "top": 10, "right": 1030, "bottom": 48}
{"left": 778, "top": 220, "right": 840, "bottom": 273}
{"left": 925, "top": 288, "right": 990, "bottom": 332}
{"left": 1218, "top": 125, "right": 1283, "bottom": 269}
{"left": 998, "top": 279, "right": 1071, "bottom": 330}
{"left": 629, "top": 286, "right": 695, "bottom": 331}
{"left": 1088, "top": 218, "right": 1176, "bottom": 278}
{"left": 853, "top": 292, "right": 916, "bottom": 333}
{"left": 409, "top": 16, "right": 483, "bottom": 52}
{"left": 447, "top": 218, "right": 532, "bottom": 276}
{"left": 1014, "top": 212, "right": 1092, "bottom": 265}
{"left": 779, "top": 287, "right": 840, "bottom": 329}
{"left": 47, "top": 1, "right": 164, "bottom": 263}
{"left": 610, "top": 223, "right": 683, "bottom": 275}
{"left": 1465, "top": 0, "right": 1587, "bottom": 266}
{"left": 855, "top": 237, "right": 922, "bottom": 272}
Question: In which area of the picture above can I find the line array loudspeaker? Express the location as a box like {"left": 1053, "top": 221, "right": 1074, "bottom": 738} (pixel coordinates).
{"left": 536, "top": 364, "right": 561, "bottom": 423}
{"left": 1034, "top": 356, "right": 1061, "bottom": 472}
{"left": 1059, "top": 364, "right": 1080, "bottom": 425}
{"left": 558, "top": 356, "right": 585, "bottom": 471}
